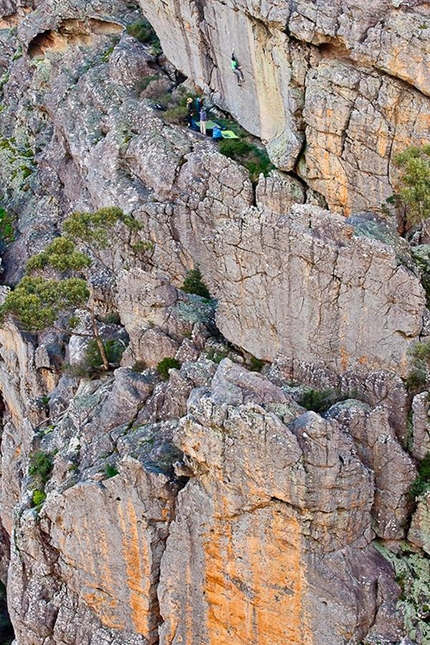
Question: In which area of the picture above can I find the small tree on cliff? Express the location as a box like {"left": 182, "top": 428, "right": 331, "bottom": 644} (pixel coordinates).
{"left": 0, "top": 207, "right": 149, "bottom": 370}
{"left": 392, "top": 145, "right": 430, "bottom": 231}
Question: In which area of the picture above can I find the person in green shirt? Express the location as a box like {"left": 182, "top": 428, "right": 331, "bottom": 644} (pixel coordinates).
{"left": 231, "top": 52, "right": 244, "bottom": 85}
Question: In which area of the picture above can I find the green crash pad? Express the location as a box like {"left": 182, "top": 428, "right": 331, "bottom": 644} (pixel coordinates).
{"left": 221, "top": 130, "right": 239, "bottom": 139}
{"left": 195, "top": 120, "right": 218, "bottom": 129}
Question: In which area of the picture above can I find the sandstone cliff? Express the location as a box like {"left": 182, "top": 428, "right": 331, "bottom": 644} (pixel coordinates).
{"left": 0, "top": 1, "right": 428, "bottom": 645}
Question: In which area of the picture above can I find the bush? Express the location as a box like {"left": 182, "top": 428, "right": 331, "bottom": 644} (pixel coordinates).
{"left": 131, "top": 360, "right": 147, "bottom": 372}
{"left": 406, "top": 340, "right": 430, "bottom": 392}
{"left": 103, "top": 311, "right": 121, "bottom": 325}
{"left": 126, "top": 19, "right": 162, "bottom": 56}
{"left": 32, "top": 489, "right": 46, "bottom": 508}
{"left": 126, "top": 19, "right": 155, "bottom": 43}
{"left": 105, "top": 463, "right": 119, "bottom": 478}
{"left": 83, "top": 338, "right": 126, "bottom": 370}
{"left": 164, "top": 104, "right": 189, "bottom": 125}
{"left": 181, "top": 266, "right": 211, "bottom": 299}
{"left": 249, "top": 356, "right": 265, "bottom": 372}
{"left": 157, "top": 357, "right": 181, "bottom": 380}
{"left": 393, "top": 145, "right": 430, "bottom": 226}
{"left": 63, "top": 338, "right": 127, "bottom": 378}
{"left": 29, "top": 450, "right": 53, "bottom": 485}
{"left": 218, "top": 138, "right": 275, "bottom": 183}
{"left": 205, "top": 347, "right": 229, "bottom": 364}
{"left": 410, "top": 453, "right": 430, "bottom": 499}
{"left": 298, "top": 389, "right": 337, "bottom": 414}
{"left": 0, "top": 207, "right": 15, "bottom": 244}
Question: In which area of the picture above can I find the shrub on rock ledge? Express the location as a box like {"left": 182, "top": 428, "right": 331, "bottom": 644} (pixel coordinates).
{"left": 157, "top": 357, "right": 181, "bottom": 380}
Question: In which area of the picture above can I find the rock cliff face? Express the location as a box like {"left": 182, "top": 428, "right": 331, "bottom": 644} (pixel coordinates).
{"left": 141, "top": 0, "right": 430, "bottom": 214}
{"left": 0, "top": 1, "right": 428, "bottom": 645}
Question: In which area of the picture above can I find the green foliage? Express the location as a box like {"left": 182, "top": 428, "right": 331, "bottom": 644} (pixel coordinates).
{"left": 218, "top": 138, "right": 275, "bottom": 183}
{"left": 100, "top": 46, "right": 115, "bottom": 63}
{"left": 130, "top": 239, "right": 154, "bottom": 256}
{"left": 181, "top": 266, "right": 211, "bottom": 299}
{"left": 63, "top": 206, "right": 141, "bottom": 250}
{"left": 29, "top": 450, "right": 53, "bottom": 485}
{"left": 126, "top": 19, "right": 162, "bottom": 55}
{"left": 204, "top": 347, "right": 229, "bottom": 364}
{"left": 406, "top": 340, "right": 430, "bottom": 392}
{"left": 249, "top": 355, "right": 265, "bottom": 372}
{"left": 126, "top": 19, "right": 155, "bottom": 43}
{"left": 0, "top": 207, "right": 15, "bottom": 244}
{"left": 104, "top": 463, "right": 119, "bottom": 478}
{"left": 31, "top": 489, "right": 46, "bottom": 508}
{"left": 132, "top": 360, "right": 147, "bottom": 372}
{"left": 298, "top": 389, "right": 332, "bottom": 413}
{"left": 164, "top": 103, "right": 189, "bottom": 125}
{"left": 157, "top": 357, "right": 181, "bottom": 380}
{"left": 86, "top": 338, "right": 126, "bottom": 368}
{"left": 297, "top": 388, "right": 351, "bottom": 414}
{"left": 1, "top": 275, "right": 89, "bottom": 331}
{"left": 103, "top": 311, "right": 121, "bottom": 325}
{"left": 393, "top": 145, "right": 430, "bottom": 226}
{"left": 138, "top": 74, "right": 160, "bottom": 91}
{"left": 26, "top": 237, "right": 91, "bottom": 274}
{"left": 410, "top": 453, "right": 430, "bottom": 499}
{"left": 65, "top": 339, "right": 127, "bottom": 378}
{"left": 0, "top": 276, "right": 89, "bottom": 331}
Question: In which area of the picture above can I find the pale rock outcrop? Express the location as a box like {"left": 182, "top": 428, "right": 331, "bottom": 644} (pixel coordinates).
{"left": 210, "top": 205, "right": 426, "bottom": 375}
{"left": 411, "top": 391, "right": 430, "bottom": 461}
{"left": 157, "top": 384, "right": 403, "bottom": 645}
{"left": 326, "top": 401, "right": 417, "bottom": 539}
{"left": 116, "top": 270, "right": 215, "bottom": 367}
{"left": 9, "top": 458, "right": 178, "bottom": 645}
{"left": 0, "top": 320, "right": 59, "bottom": 534}
{"left": 256, "top": 169, "right": 305, "bottom": 213}
{"left": 140, "top": 0, "right": 430, "bottom": 213}
{"left": 408, "top": 491, "right": 430, "bottom": 556}
{"left": 0, "top": 2, "right": 428, "bottom": 644}
{"left": 300, "top": 59, "right": 430, "bottom": 213}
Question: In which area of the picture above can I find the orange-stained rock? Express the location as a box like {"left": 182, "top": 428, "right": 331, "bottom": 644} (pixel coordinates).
{"left": 17, "top": 458, "right": 178, "bottom": 644}
{"left": 157, "top": 391, "right": 399, "bottom": 645}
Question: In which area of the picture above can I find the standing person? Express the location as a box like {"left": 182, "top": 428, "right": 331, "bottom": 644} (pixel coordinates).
{"left": 186, "top": 97, "right": 194, "bottom": 127}
{"left": 195, "top": 96, "right": 202, "bottom": 114}
{"left": 199, "top": 106, "right": 207, "bottom": 135}
{"left": 231, "top": 52, "right": 244, "bottom": 85}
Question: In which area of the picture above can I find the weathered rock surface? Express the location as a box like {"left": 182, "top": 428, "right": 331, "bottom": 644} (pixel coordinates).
{"left": 0, "top": 1, "right": 428, "bottom": 645}
{"left": 327, "top": 401, "right": 416, "bottom": 539}
{"left": 411, "top": 391, "right": 430, "bottom": 461}
{"left": 141, "top": 0, "right": 430, "bottom": 213}
{"left": 209, "top": 205, "right": 426, "bottom": 375}
{"left": 9, "top": 459, "right": 177, "bottom": 645}
{"left": 157, "top": 379, "right": 405, "bottom": 645}
{"left": 409, "top": 491, "right": 430, "bottom": 556}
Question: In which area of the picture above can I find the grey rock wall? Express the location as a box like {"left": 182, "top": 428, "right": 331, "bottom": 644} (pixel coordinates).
{"left": 0, "top": 1, "right": 428, "bottom": 645}
{"left": 140, "top": 0, "right": 430, "bottom": 214}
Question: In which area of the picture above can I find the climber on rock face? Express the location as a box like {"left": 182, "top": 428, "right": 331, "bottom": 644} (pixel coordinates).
{"left": 231, "top": 51, "right": 244, "bottom": 85}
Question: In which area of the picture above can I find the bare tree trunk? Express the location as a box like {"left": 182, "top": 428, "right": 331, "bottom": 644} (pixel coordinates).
{"left": 90, "top": 313, "right": 109, "bottom": 370}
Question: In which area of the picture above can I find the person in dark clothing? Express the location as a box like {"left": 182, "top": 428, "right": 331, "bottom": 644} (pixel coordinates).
{"left": 231, "top": 52, "right": 244, "bottom": 85}
{"left": 199, "top": 106, "right": 208, "bottom": 135}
